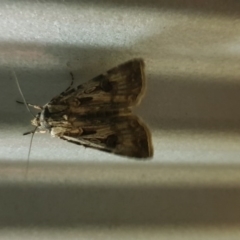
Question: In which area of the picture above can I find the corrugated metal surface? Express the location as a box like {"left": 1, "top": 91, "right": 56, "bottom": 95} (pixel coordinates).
{"left": 0, "top": 0, "right": 240, "bottom": 238}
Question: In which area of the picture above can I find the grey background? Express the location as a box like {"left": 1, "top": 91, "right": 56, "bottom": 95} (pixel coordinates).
{"left": 1, "top": 0, "right": 240, "bottom": 239}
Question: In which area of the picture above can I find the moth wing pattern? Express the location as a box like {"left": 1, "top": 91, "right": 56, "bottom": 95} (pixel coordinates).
{"left": 30, "top": 58, "right": 153, "bottom": 159}
{"left": 52, "top": 115, "right": 153, "bottom": 159}
{"left": 48, "top": 59, "right": 146, "bottom": 115}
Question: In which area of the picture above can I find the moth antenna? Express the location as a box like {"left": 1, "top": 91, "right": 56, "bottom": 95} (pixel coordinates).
{"left": 11, "top": 70, "right": 38, "bottom": 177}
{"left": 11, "top": 70, "right": 35, "bottom": 117}
{"left": 25, "top": 127, "right": 37, "bottom": 177}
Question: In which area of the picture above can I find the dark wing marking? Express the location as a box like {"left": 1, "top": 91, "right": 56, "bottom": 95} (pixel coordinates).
{"left": 47, "top": 59, "right": 146, "bottom": 115}
{"left": 53, "top": 115, "right": 153, "bottom": 159}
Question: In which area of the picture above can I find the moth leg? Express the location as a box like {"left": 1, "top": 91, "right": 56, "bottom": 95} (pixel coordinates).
{"left": 23, "top": 130, "right": 35, "bottom": 136}
{"left": 16, "top": 100, "right": 43, "bottom": 110}
{"left": 69, "top": 72, "right": 74, "bottom": 88}
{"left": 52, "top": 72, "right": 75, "bottom": 102}
{"left": 23, "top": 129, "right": 47, "bottom": 135}
{"left": 63, "top": 72, "right": 74, "bottom": 92}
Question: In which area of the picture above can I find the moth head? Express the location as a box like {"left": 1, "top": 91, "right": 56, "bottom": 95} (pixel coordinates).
{"left": 31, "top": 113, "right": 41, "bottom": 127}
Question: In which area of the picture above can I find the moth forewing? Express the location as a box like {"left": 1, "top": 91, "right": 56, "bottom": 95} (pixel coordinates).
{"left": 100, "top": 58, "right": 146, "bottom": 106}
{"left": 29, "top": 59, "right": 153, "bottom": 159}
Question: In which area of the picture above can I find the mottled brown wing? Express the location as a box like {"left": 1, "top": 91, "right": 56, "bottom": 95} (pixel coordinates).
{"left": 48, "top": 59, "right": 146, "bottom": 115}
{"left": 53, "top": 115, "right": 153, "bottom": 159}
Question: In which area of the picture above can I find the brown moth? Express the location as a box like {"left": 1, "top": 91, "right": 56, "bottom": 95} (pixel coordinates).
{"left": 20, "top": 59, "right": 153, "bottom": 159}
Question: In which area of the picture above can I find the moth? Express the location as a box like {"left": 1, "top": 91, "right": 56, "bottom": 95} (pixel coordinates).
{"left": 18, "top": 59, "right": 153, "bottom": 159}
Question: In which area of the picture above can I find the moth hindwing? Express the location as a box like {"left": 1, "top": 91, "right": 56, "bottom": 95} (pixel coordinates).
{"left": 30, "top": 59, "right": 153, "bottom": 159}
